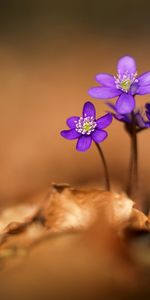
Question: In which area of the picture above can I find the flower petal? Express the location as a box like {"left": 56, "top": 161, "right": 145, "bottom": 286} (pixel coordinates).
{"left": 106, "top": 102, "right": 130, "bottom": 123}
{"left": 145, "top": 103, "right": 150, "bottom": 111}
{"left": 76, "top": 135, "right": 92, "bottom": 152}
{"left": 106, "top": 102, "right": 117, "bottom": 112}
{"left": 136, "top": 85, "right": 150, "bottom": 95}
{"left": 92, "top": 129, "right": 107, "bottom": 143}
{"left": 61, "top": 129, "right": 80, "bottom": 140}
{"left": 96, "top": 73, "right": 115, "bottom": 87}
{"left": 146, "top": 111, "right": 150, "bottom": 120}
{"left": 66, "top": 116, "right": 80, "bottom": 128}
{"left": 130, "top": 82, "right": 139, "bottom": 95}
{"left": 114, "top": 114, "right": 131, "bottom": 123}
{"left": 115, "top": 93, "right": 135, "bottom": 114}
{"left": 135, "top": 112, "right": 146, "bottom": 128}
{"left": 145, "top": 121, "right": 150, "bottom": 128}
{"left": 88, "top": 87, "right": 121, "bottom": 99}
{"left": 146, "top": 103, "right": 150, "bottom": 120}
{"left": 117, "top": 56, "right": 137, "bottom": 75}
{"left": 82, "top": 101, "right": 96, "bottom": 118}
{"left": 96, "top": 113, "right": 112, "bottom": 129}
{"left": 137, "top": 72, "right": 150, "bottom": 86}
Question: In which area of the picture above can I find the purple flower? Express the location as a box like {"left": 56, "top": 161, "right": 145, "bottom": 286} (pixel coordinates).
{"left": 88, "top": 56, "right": 150, "bottom": 114}
{"left": 108, "top": 102, "right": 150, "bottom": 129}
{"left": 61, "top": 101, "right": 112, "bottom": 152}
{"left": 145, "top": 103, "right": 150, "bottom": 120}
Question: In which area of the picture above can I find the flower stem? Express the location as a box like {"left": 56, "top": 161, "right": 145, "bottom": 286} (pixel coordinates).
{"left": 126, "top": 139, "right": 134, "bottom": 196}
{"left": 94, "top": 142, "right": 111, "bottom": 191}
{"left": 127, "top": 113, "right": 138, "bottom": 199}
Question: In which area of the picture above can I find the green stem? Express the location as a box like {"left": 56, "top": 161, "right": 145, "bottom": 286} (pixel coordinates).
{"left": 95, "top": 142, "right": 111, "bottom": 191}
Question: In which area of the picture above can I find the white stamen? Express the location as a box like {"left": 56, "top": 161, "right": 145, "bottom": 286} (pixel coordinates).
{"left": 114, "top": 71, "right": 138, "bottom": 93}
{"left": 75, "top": 116, "right": 97, "bottom": 135}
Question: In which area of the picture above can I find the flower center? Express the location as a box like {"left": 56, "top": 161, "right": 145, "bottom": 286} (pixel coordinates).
{"left": 75, "top": 116, "right": 97, "bottom": 135}
{"left": 114, "top": 71, "right": 138, "bottom": 93}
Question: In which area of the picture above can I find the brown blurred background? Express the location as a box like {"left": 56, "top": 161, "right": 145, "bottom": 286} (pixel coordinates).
{"left": 0, "top": 0, "right": 150, "bottom": 203}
